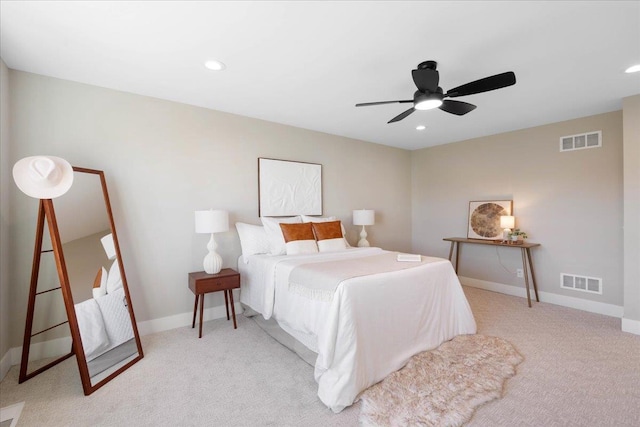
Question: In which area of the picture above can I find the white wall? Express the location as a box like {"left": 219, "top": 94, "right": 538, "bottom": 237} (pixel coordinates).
{"left": 411, "top": 112, "right": 624, "bottom": 310}
{"left": 5, "top": 70, "right": 412, "bottom": 347}
{"left": 622, "top": 94, "right": 640, "bottom": 333}
{"left": 0, "top": 59, "right": 11, "bottom": 368}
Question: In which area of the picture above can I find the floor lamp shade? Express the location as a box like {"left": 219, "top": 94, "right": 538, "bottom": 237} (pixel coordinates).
{"left": 353, "top": 209, "right": 375, "bottom": 247}
{"left": 195, "top": 210, "right": 229, "bottom": 274}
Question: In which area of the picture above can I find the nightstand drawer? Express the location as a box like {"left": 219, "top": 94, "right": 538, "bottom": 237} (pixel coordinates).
{"left": 188, "top": 269, "right": 240, "bottom": 294}
{"left": 194, "top": 275, "right": 239, "bottom": 293}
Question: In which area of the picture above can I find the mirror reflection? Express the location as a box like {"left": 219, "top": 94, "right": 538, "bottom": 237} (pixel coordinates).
{"left": 53, "top": 170, "right": 140, "bottom": 386}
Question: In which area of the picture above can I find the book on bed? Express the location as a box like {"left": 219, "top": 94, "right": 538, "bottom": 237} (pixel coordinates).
{"left": 396, "top": 253, "right": 422, "bottom": 262}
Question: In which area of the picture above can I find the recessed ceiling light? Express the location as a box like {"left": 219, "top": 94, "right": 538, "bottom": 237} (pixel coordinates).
{"left": 416, "top": 125, "right": 426, "bottom": 130}
{"left": 625, "top": 64, "right": 640, "bottom": 73}
{"left": 204, "top": 60, "right": 226, "bottom": 71}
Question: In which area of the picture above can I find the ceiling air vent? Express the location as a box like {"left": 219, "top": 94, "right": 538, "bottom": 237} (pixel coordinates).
{"left": 560, "top": 131, "right": 601, "bottom": 152}
{"left": 561, "top": 273, "right": 602, "bottom": 294}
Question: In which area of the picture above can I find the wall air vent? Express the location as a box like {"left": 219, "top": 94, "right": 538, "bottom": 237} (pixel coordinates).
{"left": 560, "top": 131, "right": 601, "bottom": 152}
{"left": 561, "top": 273, "right": 602, "bottom": 294}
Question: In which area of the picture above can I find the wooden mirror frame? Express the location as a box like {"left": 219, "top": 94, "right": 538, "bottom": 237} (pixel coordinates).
{"left": 19, "top": 167, "right": 143, "bottom": 395}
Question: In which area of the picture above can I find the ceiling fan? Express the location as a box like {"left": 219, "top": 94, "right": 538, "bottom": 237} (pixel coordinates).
{"left": 355, "top": 61, "right": 516, "bottom": 123}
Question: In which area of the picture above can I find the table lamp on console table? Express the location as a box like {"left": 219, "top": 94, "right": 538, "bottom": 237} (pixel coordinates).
{"left": 500, "top": 215, "right": 515, "bottom": 242}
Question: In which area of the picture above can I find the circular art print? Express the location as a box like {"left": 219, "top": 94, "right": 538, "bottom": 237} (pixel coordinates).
{"left": 468, "top": 201, "right": 511, "bottom": 239}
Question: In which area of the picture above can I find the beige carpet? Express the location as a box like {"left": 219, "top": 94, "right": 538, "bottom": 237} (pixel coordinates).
{"left": 0, "top": 286, "right": 639, "bottom": 426}
{"left": 359, "top": 335, "right": 523, "bottom": 426}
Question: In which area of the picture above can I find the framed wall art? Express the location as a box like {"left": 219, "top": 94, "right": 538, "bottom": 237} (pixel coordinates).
{"left": 467, "top": 200, "right": 513, "bottom": 240}
{"left": 258, "top": 158, "right": 322, "bottom": 217}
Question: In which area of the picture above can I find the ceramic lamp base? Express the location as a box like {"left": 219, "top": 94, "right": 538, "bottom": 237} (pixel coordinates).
{"left": 357, "top": 225, "right": 370, "bottom": 247}
{"left": 203, "top": 234, "right": 222, "bottom": 274}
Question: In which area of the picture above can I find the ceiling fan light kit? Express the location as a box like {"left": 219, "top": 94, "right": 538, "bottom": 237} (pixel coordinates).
{"left": 356, "top": 60, "right": 516, "bottom": 124}
{"left": 414, "top": 91, "right": 443, "bottom": 110}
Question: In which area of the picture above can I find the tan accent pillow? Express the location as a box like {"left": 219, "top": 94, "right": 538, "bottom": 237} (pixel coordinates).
{"left": 279, "top": 222, "right": 318, "bottom": 255}
{"left": 311, "top": 221, "right": 343, "bottom": 241}
{"left": 280, "top": 222, "right": 315, "bottom": 242}
{"left": 312, "top": 221, "right": 347, "bottom": 252}
{"left": 93, "top": 268, "right": 103, "bottom": 289}
{"left": 92, "top": 267, "right": 107, "bottom": 298}
{"left": 301, "top": 215, "right": 351, "bottom": 247}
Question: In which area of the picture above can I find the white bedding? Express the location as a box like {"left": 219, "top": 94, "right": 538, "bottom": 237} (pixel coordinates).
{"left": 75, "top": 288, "right": 135, "bottom": 362}
{"left": 239, "top": 247, "right": 477, "bottom": 412}
{"left": 74, "top": 298, "right": 110, "bottom": 361}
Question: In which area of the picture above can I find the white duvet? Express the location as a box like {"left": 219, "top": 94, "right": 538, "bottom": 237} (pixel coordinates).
{"left": 74, "top": 288, "right": 134, "bottom": 362}
{"left": 239, "top": 247, "right": 476, "bottom": 412}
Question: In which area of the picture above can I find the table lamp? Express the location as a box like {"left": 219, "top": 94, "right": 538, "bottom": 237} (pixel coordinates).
{"left": 500, "top": 215, "right": 515, "bottom": 242}
{"left": 100, "top": 233, "right": 116, "bottom": 260}
{"left": 195, "top": 210, "right": 229, "bottom": 274}
{"left": 353, "top": 209, "right": 375, "bottom": 247}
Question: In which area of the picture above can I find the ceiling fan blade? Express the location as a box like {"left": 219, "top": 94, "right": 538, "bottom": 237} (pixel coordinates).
{"left": 356, "top": 100, "right": 413, "bottom": 107}
{"left": 412, "top": 68, "right": 439, "bottom": 93}
{"left": 388, "top": 108, "right": 415, "bottom": 123}
{"left": 438, "top": 100, "right": 477, "bottom": 116}
{"left": 446, "top": 71, "right": 516, "bottom": 98}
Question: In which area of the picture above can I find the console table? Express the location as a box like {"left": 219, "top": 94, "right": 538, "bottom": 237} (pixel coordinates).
{"left": 443, "top": 237, "right": 540, "bottom": 307}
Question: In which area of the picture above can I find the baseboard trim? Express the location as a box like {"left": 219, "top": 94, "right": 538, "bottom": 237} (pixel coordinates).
{"left": 459, "top": 276, "right": 624, "bottom": 319}
{"left": 0, "top": 348, "right": 12, "bottom": 382}
{"left": 0, "top": 302, "right": 243, "bottom": 380}
{"left": 621, "top": 317, "right": 640, "bottom": 335}
{"left": 136, "top": 302, "right": 243, "bottom": 336}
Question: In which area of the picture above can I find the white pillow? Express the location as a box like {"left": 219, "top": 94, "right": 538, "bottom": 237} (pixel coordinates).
{"left": 317, "top": 238, "right": 347, "bottom": 252}
{"left": 235, "top": 222, "right": 270, "bottom": 263}
{"left": 301, "top": 215, "right": 351, "bottom": 247}
{"left": 92, "top": 267, "right": 108, "bottom": 299}
{"left": 261, "top": 216, "right": 301, "bottom": 255}
{"left": 106, "top": 259, "right": 123, "bottom": 294}
{"left": 301, "top": 215, "right": 335, "bottom": 223}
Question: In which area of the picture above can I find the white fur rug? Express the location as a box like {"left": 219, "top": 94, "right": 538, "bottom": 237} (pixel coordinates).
{"left": 359, "top": 334, "right": 523, "bottom": 426}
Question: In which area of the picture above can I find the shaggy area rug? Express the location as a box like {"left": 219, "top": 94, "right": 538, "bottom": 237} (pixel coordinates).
{"left": 359, "top": 334, "right": 523, "bottom": 426}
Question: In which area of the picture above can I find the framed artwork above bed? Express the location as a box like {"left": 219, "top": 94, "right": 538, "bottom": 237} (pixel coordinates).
{"left": 258, "top": 158, "right": 322, "bottom": 217}
{"left": 467, "top": 200, "right": 512, "bottom": 240}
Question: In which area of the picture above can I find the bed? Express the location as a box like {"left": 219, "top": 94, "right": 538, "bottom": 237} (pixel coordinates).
{"left": 74, "top": 263, "right": 137, "bottom": 379}
{"left": 237, "top": 224, "right": 477, "bottom": 412}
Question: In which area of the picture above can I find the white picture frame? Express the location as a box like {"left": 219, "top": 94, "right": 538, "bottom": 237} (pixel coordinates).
{"left": 258, "top": 158, "right": 322, "bottom": 217}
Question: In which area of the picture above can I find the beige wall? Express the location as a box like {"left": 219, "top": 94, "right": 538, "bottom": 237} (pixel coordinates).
{"left": 0, "top": 59, "right": 11, "bottom": 359}
{"left": 3, "top": 68, "right": 636, "bottom": 355}
{"left": 5, "top": 70, "right": 412, "bottom": 347}
{"left": 411, "top": 112, "right": 624, "bottom": 306}
{"left": 623, "top": 95, "right": 640, "bottom": 325}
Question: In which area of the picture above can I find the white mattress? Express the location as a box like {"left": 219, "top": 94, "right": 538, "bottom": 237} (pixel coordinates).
{"left": 238, "top": 247, "right": 477, "bottom": 412}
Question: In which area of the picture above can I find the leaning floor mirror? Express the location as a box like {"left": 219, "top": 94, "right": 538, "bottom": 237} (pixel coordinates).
{"left": 19, "top": 166, "right": 143, "bottom": 395}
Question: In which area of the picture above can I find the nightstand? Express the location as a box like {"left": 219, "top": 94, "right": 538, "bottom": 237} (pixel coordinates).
{"left": 188, "top": 268, "right": 240, "bottom": 338}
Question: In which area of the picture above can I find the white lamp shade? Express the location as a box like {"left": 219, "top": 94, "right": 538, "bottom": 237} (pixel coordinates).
{"left": 500, "top": 215, "right": 515, "bottom": 229}
{"left": 100, "top": 233, "right": 117, "bottom": 260}
{"left": 353, "top": 209, "right": 375, "bottom": 226}
{"left": 195, "top": 210, "right": 229, "bottom": 234}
